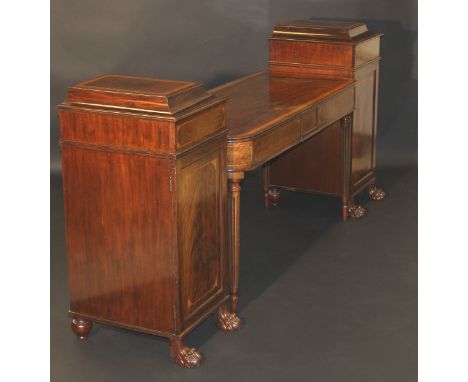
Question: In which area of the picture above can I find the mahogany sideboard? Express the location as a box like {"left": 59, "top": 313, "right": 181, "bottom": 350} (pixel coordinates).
{"left": 58, "top": 19, "right": 386, "bottom": 368}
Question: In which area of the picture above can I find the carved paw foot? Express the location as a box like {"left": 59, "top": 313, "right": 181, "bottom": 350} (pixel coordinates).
{"left": 368, "top": 186, "right": 386, "bottom": 201}
{"left": 71, "top": 318, "right": 93, "bottom": 340}
{"left": 170, "top": 338, "right": 201, "bottom": 368}
{"left": 215, "top": 309, "right": 241, "bottom": 332}
{"left": 348, "top": 204, "right": 366, "bottom": 219}
{"left": 267, "top": 187, "right": 281, "bottom": 206}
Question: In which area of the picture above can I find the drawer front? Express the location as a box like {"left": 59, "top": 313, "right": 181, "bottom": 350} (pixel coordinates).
{"left": 300, "top": 107, "right": 318, "bottom": 137}
{"left": 318, "top": 87, "right": 354, "bottom": 127}
{"left": 253, "top": 117, "right": 301, "bottom": 167}
{"left": 176, "top": 105, "right": 225, "bottom": 151}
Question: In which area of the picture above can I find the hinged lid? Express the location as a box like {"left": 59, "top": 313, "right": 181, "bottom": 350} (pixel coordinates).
{"left": 66, "top": 74, "right": 217, "bottom": 116}
{"left": 272, "top": 20, "right": 380, "bottom": 43}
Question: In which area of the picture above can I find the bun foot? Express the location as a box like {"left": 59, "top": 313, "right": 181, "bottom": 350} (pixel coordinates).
{"left": 267, "top": 187, "right": 281, "bottom": 206}
{"left": 169, "top": 338, "right": 201, "bottom": 368}
{"left": 368, "top": 185, "right": 386, "bottom": 201}
{"left": 71, "top": 318, "right": 93, "bottom": 340}
{"left": 348, "top": 204, "right": 365, "bottom": 219}
{"left": 214, "top": 305, "right": 241, "bottom": 332}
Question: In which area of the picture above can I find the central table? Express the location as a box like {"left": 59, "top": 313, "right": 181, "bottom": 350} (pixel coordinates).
{"left": 210, "top": 71, "right": 355, "bottom": 314}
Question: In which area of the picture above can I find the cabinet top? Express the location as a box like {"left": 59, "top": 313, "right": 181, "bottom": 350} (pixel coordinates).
{"left": 64, "top": 74, "right": 222, "bottom": 118}
{"left": 271, "top": 19, "right": 382, "bottom": 43}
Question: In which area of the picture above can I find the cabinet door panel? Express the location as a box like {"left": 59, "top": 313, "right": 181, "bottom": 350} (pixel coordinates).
{"left": 177, "top": 145, "right": 226, "bottom": 323}
{"left": 352, "top": 65, "right": 378, "bottom": 187}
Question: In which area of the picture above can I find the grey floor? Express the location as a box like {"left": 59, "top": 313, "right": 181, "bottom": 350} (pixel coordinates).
{"left": 51, "top": 165, "right": 417, "bottom": 382}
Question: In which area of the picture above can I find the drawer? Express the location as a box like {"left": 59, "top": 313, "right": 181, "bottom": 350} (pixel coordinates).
{"left": 176, "top": 105, "right": 225, "bottom": 150}
{"left": 318, "top": 87, "right": 354, "bottom": 127}
{"left": 300, "top": 107, "right": 318, "bottom": 137}
{"left": 253, "top": 117, "right": 301, "bottom": 165}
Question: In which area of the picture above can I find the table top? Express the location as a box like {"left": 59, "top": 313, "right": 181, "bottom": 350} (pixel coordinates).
{"left": 209, "top": 71, "right": 354, "bottom": 141}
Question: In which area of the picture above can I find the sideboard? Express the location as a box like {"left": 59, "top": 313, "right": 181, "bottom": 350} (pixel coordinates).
{"left": 59, "top": 19, "right": 386, "bottom": 368}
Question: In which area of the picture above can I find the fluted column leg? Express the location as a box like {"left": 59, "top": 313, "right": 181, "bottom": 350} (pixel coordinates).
{"left": 262, "top": 164, "right": 280, "bottom": 208}
{"left": 340, "top": 113, "right": 365, "bottom": 221}
{"left": 228, "top": 172, "right": 244, "bottom": 314}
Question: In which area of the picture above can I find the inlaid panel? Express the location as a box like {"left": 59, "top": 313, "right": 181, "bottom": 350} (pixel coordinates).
{"left": 300, "top": 107, "right": 318, "bottom": 137}
{"left": 318, "top": 87, "right": 355, "bottom": 127}
{"left": 253, "top": 117, "right": 301, "bottom": 166}
{"left": 177, "top": 146, "right": 225, "bottom": 322}
{"left": 176, "top": 105, "right": 225, "bottom": 150}
{"left": 351, "top": 64, "right": 378, "bottom": 188}
{"left": 269, "top": 40, "right": 354, "bottom": 67}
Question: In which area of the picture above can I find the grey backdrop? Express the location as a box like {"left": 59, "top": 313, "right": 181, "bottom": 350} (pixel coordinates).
{"left": 51, "top": 0, "right": 417, "bottom": 172}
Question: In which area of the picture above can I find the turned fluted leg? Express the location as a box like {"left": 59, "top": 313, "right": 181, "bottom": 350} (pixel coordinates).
{"left": 214, "top": 303, "right": 241, "bottom": 331}
{"left": 262, "top": 164, "right": 270, "bottom": 208}
{"left": 71, "top": 318, "right": 93, "bottom": 340}
{"left": 341, "top": 114, "right": 353, "bottom": 222}
{"left": 228, "top": 172, "right": 244, "bottom": 314}
{"left": 342, "top": 196, "right": 350, "bottom": 223}
{"left": 368, "top": 183, "right": 386, "bottom": 201}
{"left": 169, "top": 337, "right": 201, "bottom": 368}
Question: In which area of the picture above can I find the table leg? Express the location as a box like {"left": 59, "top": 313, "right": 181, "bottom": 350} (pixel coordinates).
{"left": 262, "top": 164, "right": 280, "bottom": 208}
{"left": 340, "top": 113, "right": 365, "bottom": 222}
{"left": 262, "top": 164, "right": 270, "bottom": 208}
{"left": 228, "top": 172, "right": 244, "bottom": 314}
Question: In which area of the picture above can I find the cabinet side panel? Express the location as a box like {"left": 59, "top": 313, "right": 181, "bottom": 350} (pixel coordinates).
{"left": 270, "top": 121, "right": 342, "bottom": 196}
{"left": 62, "top": 147, "right": 174, "bottom": 333}
{"left": 177, "top": 140, "right": 227, "bottom": 327}
{"left": 351, "top": 63, "right": 379, "bottom": 188}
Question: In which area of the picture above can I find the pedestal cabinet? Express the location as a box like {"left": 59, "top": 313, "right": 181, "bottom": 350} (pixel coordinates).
{"left": 266, "top": 20, "right": 386, "bottom": 219}
{"left": 59, "top": 74, "right": 240, "bottom": 368}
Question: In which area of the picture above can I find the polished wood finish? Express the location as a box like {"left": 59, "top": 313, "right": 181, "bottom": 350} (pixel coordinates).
{"left": 271, "top": 121, "right": 343, "bottom": 196}
{"left": 71, "top": 318, "right": 93, "bottom": 340}
{"left": 210, "top": 71, "right": 356, "bottom": 315}
{"left": 272, "top": 20, "right": 370, "bottom": 41}
{"left": 210, "top": 72, "right": 355, "bottom": 173}
{"left": 60, "top": 19, "right": 386, "bottom": 368}
{"left": 214, "top": 303, "right": 242, "bottom": 331}
{"left": 227, "top": 172, "right": 244, "bottom": 314}
{"left": 267, "top": 20, "right": 385, "bottom": 219}
{"left": 62, "top": 148, "right": 175, "bottom": 333}
{"left": 169, "top": 337, "right": 202, "bottom": 368}
{"left": 68, "top": 74, "right": 213, "bottom": 115}
{"left": 59, "top": 75, "right": 239, "bottom": 368}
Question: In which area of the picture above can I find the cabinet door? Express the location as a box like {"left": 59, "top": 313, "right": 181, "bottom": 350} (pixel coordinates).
{"left": 352, "top": 61, "right": 379, "bottom": 190}
{"left": 177, "top": 139, "right": 228, "bottom": 328}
